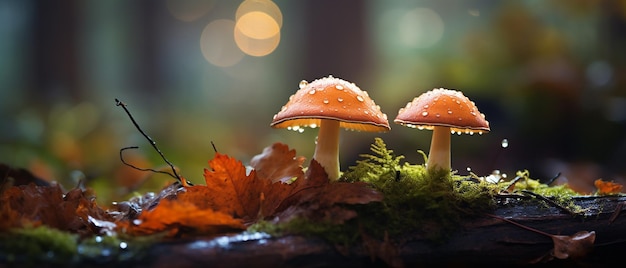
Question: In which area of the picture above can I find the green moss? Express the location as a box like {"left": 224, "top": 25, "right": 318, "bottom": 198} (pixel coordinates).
{"left": 249, "top": 217, "right": 359, "bottom": 246}
{"left": 507, "top": 170, "right": 582, "bottom": 212}
{"left": 341, "top": 138, "right": 497, "bottom": 241}
{"left": 0, "top": 225, "right": 78, "bottom": 265}
{"left": 250, "top": 138, "right": 592, "bottom": 245}
{"left": 0, "top": 225, "right": 154, "bottom": 266}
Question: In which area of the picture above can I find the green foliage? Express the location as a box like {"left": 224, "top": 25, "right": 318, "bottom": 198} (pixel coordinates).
{"left": 0, "top": 225, "right": 78, "bottom": 265}
{"left": 342, "top": 137, "right": 496, "bottom": 241}
{"left": 248, "top": 138, "right": 588, "bottom": 245}
{"left": 0, "top": 225, "right": 153, "bottom": 266}
{"left": 507, "top": 170, "right": 581, "bottom": 212}
{"left": 249, "top": 218, "right": 360, "bottom": 246}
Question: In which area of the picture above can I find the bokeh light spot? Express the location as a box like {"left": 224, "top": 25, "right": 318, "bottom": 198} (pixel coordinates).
{"left": 236, "top": 0, "right": 282, "bottom": 29}
{"left": 397, "top": 8, "right": 444, "bottom": 49}
{"left": 200, "top": 19, "right": 244, "bottom": 67}
{"left": 234, "top": 24, "right": 280, "bottom": 57}
{"left": 236, "top": 11, "right": 280, "bottom": 39}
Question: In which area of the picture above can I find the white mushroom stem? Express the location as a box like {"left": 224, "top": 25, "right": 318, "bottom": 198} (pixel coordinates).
{"left": 313, "top": 119, "right": 341, "bottom": 181}
{"left": 426, "top": 126, "right": 451, "bottom": 172}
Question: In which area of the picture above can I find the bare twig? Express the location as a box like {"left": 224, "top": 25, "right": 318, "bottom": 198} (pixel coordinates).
{"left": 119, "top": 146, "right": 179, "bottom": 179}
{"left": 521, "top": 190, "right": 578, "bottom": 216}
{"left": 115, "top": 98, "right": 191, "bottom": 186}
{"left": 485, "top": 213, "right": 553, "bottom": 237}
{"left": 544, "top": 172, "right": 562, "bottom": 186}
{"left": 211, "top": 141, "right": 218, "bottom": 153}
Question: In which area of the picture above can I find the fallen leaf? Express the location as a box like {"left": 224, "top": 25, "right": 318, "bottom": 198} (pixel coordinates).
{"left": 272, "top": 159, "right": 384, "bottom": 224}
{"left": 119, "top": 198, "right": 245, "bottom": 237}
{"left": 0, "top": 181, "right": 113, "bottom": 236}
{"left": 202, "top": 153, "right": 269, "bottom": 222}
{"left": 250, "top": 142, "right": 306, "bottom": 183}
{"left": 594, "top": 179, "right": 623, "bottom": 195}
{"left": 551, "top": 231, "right": 596, "bottom": 260}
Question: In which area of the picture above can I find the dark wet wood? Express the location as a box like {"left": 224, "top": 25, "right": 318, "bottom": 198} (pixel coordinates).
{"left": 137, "top": 195, "right": 626, "bottom": 267}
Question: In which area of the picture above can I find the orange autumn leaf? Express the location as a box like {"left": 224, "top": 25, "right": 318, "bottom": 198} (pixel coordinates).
{"left": 120, "top": 198, "right": 245, "bottom": 237}
{"left": 594, "top": 179, "right": 623, "bottom": 195}
{"left": 271, "top": 159, "right": 384, "bottom": 224}
{"left": 0, "top": 181, "right": 113, "bottom": 235}
{"left": 202, "top": 153, "right": 270, "bottom": 222}
{"left": 199, "top": 143, "right": 382, "bottom": 224}
{"left": 250, "top": 142, "right": 306, "bottom": 183}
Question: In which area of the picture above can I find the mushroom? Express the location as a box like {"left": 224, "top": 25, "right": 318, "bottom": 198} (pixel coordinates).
{"left": 394, "top": 88, "right": 490, "bottom": 172}
{"left": 271, "top": 75, "right": 390, "bottom": 181}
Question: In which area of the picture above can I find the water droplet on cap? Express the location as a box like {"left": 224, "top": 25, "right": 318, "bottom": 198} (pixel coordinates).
{"left": 299, "top": 80, "right": 308, "bottom": 89}
{"left": 501, "top": 139, "right": 509, "bottom": 148}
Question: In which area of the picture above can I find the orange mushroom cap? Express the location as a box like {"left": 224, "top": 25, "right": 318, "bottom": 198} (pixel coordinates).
{"left": 271, "top": 75, "right": 391, "bottom": 132}
{"left": 394, "top": 88, "right": 490, "bottom": 134}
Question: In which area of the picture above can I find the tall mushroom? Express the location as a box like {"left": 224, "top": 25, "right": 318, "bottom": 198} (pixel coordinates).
{"left": 271, "top": 75, "right": 390, "bottom": 181}
{"left": 394, "top": 88, "right": 490, "bottom": 172}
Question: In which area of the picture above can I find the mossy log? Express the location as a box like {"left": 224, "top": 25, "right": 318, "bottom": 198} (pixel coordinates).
{"left": 136, "top": 195, "right": 626, "bottom": 267}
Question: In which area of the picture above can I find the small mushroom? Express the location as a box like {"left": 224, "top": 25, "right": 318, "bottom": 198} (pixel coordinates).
{"left": 394, "top": 88, "right": 490, "bottom": 172}
{"left": 271, "top": 75, "right": 390, "bottom": 181}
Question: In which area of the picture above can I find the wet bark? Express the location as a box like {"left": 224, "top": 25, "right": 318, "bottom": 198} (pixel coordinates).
{"left": 135, "top": 195, "right": 626, "bottom": 267}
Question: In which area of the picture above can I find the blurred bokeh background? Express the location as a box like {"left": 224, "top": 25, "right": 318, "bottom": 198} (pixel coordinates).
{"left": 1, "top": 0, "right": 625, "bottom": 204}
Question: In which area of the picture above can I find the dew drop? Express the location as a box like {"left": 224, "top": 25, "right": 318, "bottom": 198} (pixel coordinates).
{"left": 310, "top": 123, "right": 317, "bottom": 128}
{"left": 501, "top": 139, "right": 509, "bottom": 148}
{"left": 323, "top": 99, "right": 329, "bottom": 104}
{"left": 435, "top": 113, "right": 441, "bottom": 118}
{"left": 336, "top": 85, "right": 344, "bottom": 90}
{"left": 298, "top": 128, "right": 304, "bottom": 133}
{"left": 120, "top": 242, "right": 128, "bottom": 250}
{"left": 423, "top": 105, "right": 429, "bottom": 109}
{"left": 132, "top": 219, "right": 142, "bottom": 225}
{"left": 356, "top": 95, "right": 364, "bottom": 102}
{"left": 447, "top": 110, "right": 453, "bottom": 114}
{"left": 466, "top": 167, "right": 472, "bottom": 172}
{"left": 95, "top": 236, "right": 103, "bottom": 243}
{"left": 299, "top": 80, "right": 308, "bottom": 89}
{"left": 364, "top": 110, "right": 369, "bottom": 115}
{"left": 421, "top": 111, "right": 428, "bottom": 116}
{"left": 308, "top": 89, "right": 316, "bottom": 95}
{"left": 337, "top": 97, "right": 344, "bottom": 102}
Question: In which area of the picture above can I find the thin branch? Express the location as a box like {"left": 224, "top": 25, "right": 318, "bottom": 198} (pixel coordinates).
{"left": 211, "top": 141, "right": 218, "bottom": 153}
{"left": 544, "top": 172, "right": 562, "bottom": 186}
{"left": 115, "top": 98, "right": 190, "bottom": 185}
{"left": 119, "top": 146, "right": 179, "bottom": 179}
{"left": 521, "top": 190, "right": 578, "bottom": 216}
{"left": 485, "top": 213, "right": 553, "bottom": 238}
